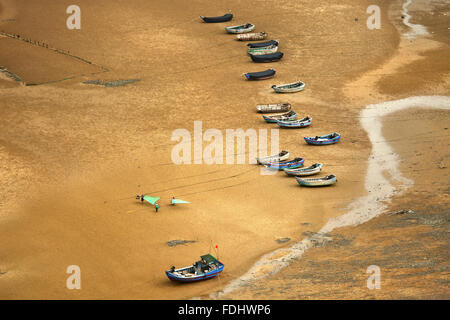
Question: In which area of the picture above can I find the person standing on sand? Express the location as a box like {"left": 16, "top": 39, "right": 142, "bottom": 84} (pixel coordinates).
{"left": 140, "top": 194, "right": 144, "bottom": 204}
{"left": 155, "top": 203, "right": 160, "bottom": 213}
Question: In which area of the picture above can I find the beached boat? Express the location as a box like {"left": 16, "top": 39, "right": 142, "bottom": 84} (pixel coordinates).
{"left": 256, "top": 150, "right": 289, "bottom": 164}
{"left": 200, "top": 13, "right": 233, "bottom": 23}
{"left": 165, "top": 254, "right": 224, "bottom": 282}
{"left": 256, "top": 103, "right": 291, "bottom": 113}
{"left": 265, "top": 157, "right": 304, "bottom": 170}
{"left": 225, "top": 23, "right": 254, "bottom": 33}
{"left": 272, "top": 81, "right": 305, "bottom": 93}
{"left": 296, "top": 174, "right": 337, "bottom": 187}
{"left": 277, "top": 116, "right": 312, "bottom": 128}
{"left": 250, "top": 52, "right": 283, "bottom": 63}
{"left": 284, "top": 163, "right": 322, "bottom": 176}
{"left": 304, "top": 132, "right": 340, "bottom": 145}
{"left": 248, "top": 44, "right": 278, "bottom": 55}
{"left": 247, "top": 40, "right": 278, "bottom": 48}
{"left": 244, "top": 69, "right": 276, "bottom": 80}
{"left": 262, "top": 110, "right": 297, "bottom": 123}
{"left": 237, "top": 32, "right": 267, "bottom": 41}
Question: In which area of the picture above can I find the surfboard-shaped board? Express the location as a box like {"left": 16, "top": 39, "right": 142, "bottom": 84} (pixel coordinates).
{"left": 171, "top": 198, "right": 190, "bottom": 205}
{"left": 144, "top": 195, "right": 160, "bottom": 205}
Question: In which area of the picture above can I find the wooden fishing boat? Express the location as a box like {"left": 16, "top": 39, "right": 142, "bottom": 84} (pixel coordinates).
{"left": 272, "top": 81, "right": 305, "bottom": 93}
{"left": 262, "top": 110, "right": 297, "bottom": 123}
{"left": 256, "top": 103, "right": 291, "bottom": 113}
{"left": 256, "top": 150, "right": 289, "bottom": 164}
{"left": 200, "top": 13, "right": 233, "bottom": 23}
{"left": 237, "top": 32, "right": 267, "bottom": 41}
{"left": 250, "top": 52, "right": 283, "bottom": 63}
{"left": 277, "top": 116, "right": 312, "bottom": 128}
{"left": 296, "top": 174, "right": 337, "bottom": 187}
{"left": 248, "top": 44, "right": 278, "bottom": 55}
{"left": 284, "top": 163, "right": 322, "bottom": 176}
{"left": 265, "top": 157, "right": 304, "bottom": 170}
{"left": 304, "top": 132, "right": 340, "bottom": 145}
{"left": 247, "top": 40, "right": 278, "bottom": 48}
{"left": 165, "top": 254, "right": 224, "bottom": 282}
{"left": 225, "top": 23, "right": 254, "bottom": 34}
{"left": 244, "top": 69, "right": 276, "bottom": 80}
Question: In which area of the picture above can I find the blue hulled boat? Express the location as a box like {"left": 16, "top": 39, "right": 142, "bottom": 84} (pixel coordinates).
{"left": 265, "top": 157, "right": 304, "bottom": 170}
{"left": 277, "top": 116, "right": 311, "bottom": 128}
{"left": 200, "top": 13, "right": 233, "bottom": 23}
{"left": 304, "top": 132, "right": 340, "bottom": 145}
{"left": 165, "top": 254, "right": 224, "bottom": 282}
{"left": 244, "top": 68, "right": 276, "bottom": 80}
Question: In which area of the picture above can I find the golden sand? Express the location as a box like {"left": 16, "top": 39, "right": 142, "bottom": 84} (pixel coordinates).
{"left": 0, "top": 0, "right": 448, "bottom": 299}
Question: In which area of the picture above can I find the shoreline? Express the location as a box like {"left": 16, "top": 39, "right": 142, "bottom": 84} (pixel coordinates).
{"left": 401, "top": 0, "right": 429, "bottom": 39}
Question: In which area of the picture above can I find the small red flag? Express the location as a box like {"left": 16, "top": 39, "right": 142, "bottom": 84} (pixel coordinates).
{"left": 215, "top": 245, "right": 218, "bottom": 249}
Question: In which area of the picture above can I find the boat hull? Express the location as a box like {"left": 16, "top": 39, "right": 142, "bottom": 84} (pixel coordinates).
{"left": 237, "top": 32, "right": 267, "bottom": 41}
{"left": 296, "top": 175, "right": 337, "bottom": 187}
{"left": 304, "top": 133, "right": 340, "bottom": 145}
{"left": 247, "top": 40, "right": 278, "bottom": 48}
{"left": 248, "top": 46, "right": 278, "bottom": 55}
{"left": 263, "top": 111, "right": 297, "bottom": 123}
{"left": 265, "top": 158, "right": 304, "bottom": 170}
{"left": 272, "top": 81, "right": 305, "bottom": 93}
{"left": 166, "top": 262, "right": 224, "bottom": 282}
{"left": 284, "top": 163, "right": 322, "bottom": 176}
{"left": 250, "top": 52, "right": 283, "bottom": 63}
{"left": 244, "top": 69, "right": 276, "bottom": 81}
{"left": 304, "top": 138, "right": 339, "bottom": 145}
{"left": 225, "top": 23, "right": 255, "bottom": 34}
{"left": 166, "top": 269, "right": 223, "bottom": 282}
{"left": 256, "top": 151, "right": 290, "bottom": 164}
{"left": 201, "top": 14, "right": 233, "bottom": 23}
{"left": 277, "top": 117, "right": 311, "bottom": 128}
{"left": 256, "top": 103, "right": 291, "bottom": 113}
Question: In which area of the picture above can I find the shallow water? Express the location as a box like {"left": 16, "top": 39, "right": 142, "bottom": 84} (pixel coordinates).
{"left": 402, "top": 0, "right": 429, "bottom": 39}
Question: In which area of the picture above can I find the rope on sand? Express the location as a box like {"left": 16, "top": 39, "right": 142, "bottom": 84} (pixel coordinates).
{"left": 0, "top": 30, "right": 110, "bottom": 85}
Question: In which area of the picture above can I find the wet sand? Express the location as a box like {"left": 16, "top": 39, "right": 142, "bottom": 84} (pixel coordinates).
{"left": 0, "top": 0, "right": 447, "bottom": 299}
